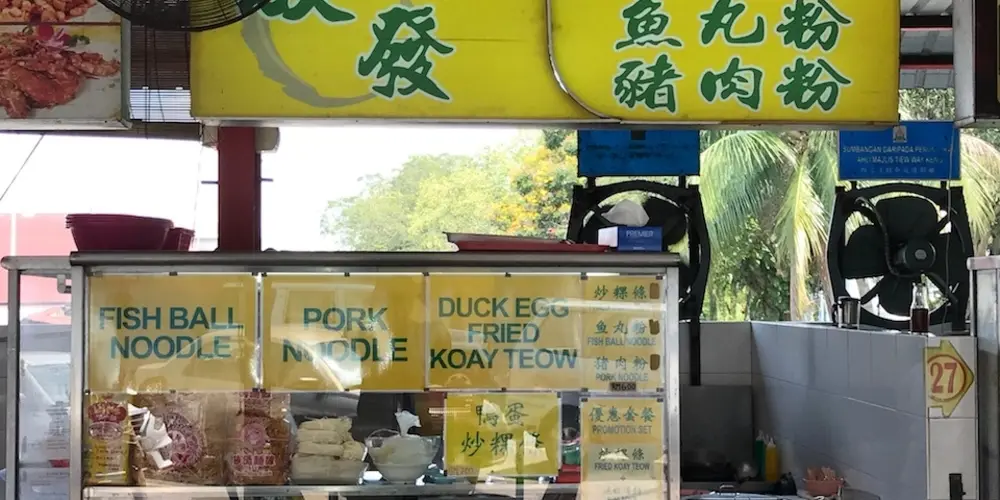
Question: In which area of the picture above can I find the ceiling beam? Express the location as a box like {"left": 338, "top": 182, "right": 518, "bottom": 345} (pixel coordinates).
{"left": 900, "top": 53, "right": 953, "bottom": 70}
{"left": 900, "top": 15, "right": 952, "bottom": 31}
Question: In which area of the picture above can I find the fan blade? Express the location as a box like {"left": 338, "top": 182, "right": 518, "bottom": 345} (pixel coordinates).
{"left": 579, "top": 211, "right": 613, "bottom": 244}
{"left": 679, "top": 263, "right": 693, "bottom": 291}
{"left": 875, "top": 196, "right": 939, "bottom": 241}
{"left": 643, "top": 197, "right": 688, "bottom": 246}
{"left": 842, "top": 225, "right": 888, "bottom": 279}
{"left": 876, "top": 276, "right": 915, "bottom": 316}
{"left": 930, "top": 231, "right": 969, "bottom": 284}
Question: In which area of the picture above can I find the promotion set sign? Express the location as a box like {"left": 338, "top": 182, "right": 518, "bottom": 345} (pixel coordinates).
{"left": 190, "top": 0, "right": 900, "bottom": 125}
{"left": 86, "top": 273, "right": 670, "bottom": 481}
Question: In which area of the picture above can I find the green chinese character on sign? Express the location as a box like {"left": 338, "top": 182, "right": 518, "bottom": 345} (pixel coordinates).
{"left": 596, "top": 356, "right": 609, "bottom": 371}
{"left": 608, "top": 406, "right": 621, "bottom": 422}
{"left": 614, "top": 321, "right": 627, "bottom": 334}
{"left": 632, "top": 448, "right": 645, "bottom": 461}
{"left": 641, "top": 407, "right": 655, "bottom": 422}
{"left": 633, "top": 321, "right": 647, "bottom": 334}
{"left": 633, "top": 356, "right": 648, "bottom": 370}
{"left": 775, "top": 0, "right": 852, "bottom": 51}
{"left": 633, "top": 285, "right": 647, "bottom": 299}
{"left": 594, "top": 285, "right": 609, "bottom": 300}
{"left": 699, "top": 56, "right": 763, "bottom": 111}
{"left": 698, "top": 0, "right": 764, "bottom": 45}
{"left": 613, "top": 286, "right": 629, "bottom": 300}
{"left": 527, "top": 431, "right": 544, "bottom": 448}
{"left": 461, "top": 431, "right": 485, "bottom": 456}
{"left": 259, "top": 0, "right": 355, "bottom": 23}
{"left": 615, "top": 356, "right": 628, "bottom": 371}
{"left": 615, "top": 0, "right": 683, "bottom": 50}
{"left": 357, "top": 5, "right": 455, "bottom": 100}
{"left": 613, "top": 55, "right": 683, "bottom": 113}
{"left": 624, "top": 406, "right": 637, "bottom": 422}
{"left": 505, "top": 403, "right": 527, "bottom": 426}
{"left": 596, "top": 320, "right": 608, "bottom": 334}
{"left": 775, "top": 57, "right": 851, "bottom": 112}
{"left": 589, "top": 406, "right": 605, "bottom": 422}
{"left": 476, "top": 405, "right": 500, "bottom": 427}
{"left": 491, "top": 432, "right": 513, "bottom": 457}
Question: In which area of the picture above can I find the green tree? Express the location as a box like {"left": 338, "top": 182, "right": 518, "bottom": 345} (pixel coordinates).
{"left": 324, "top": 153, "right": 510, "bottom": 251}
{"left": 325, "top": 131, "right": 574, "bottom": 249}
{"left": 496, "top": 133, "right": 577, "bottom": 238}
{"left": 702, "top": 89, "right": 1000, "bottom": 320}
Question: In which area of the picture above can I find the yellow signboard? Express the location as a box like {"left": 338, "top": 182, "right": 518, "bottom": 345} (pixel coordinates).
{"left": 444, "top": 393, "right": 560, "bottom": 477}
{"left": 191, "top": 0, "right": 593, "bottom": 121}
{"left": 550, "top": 0, "right": 899, "bottom": 123}
{"left": 261, "top": 275, "right": 426, "bottom": 391}
{"left": 191, "top": 0, "right": 898, "bottom": 124}
{"left": 925, "top": 340, "right": 975, "bottom": 418}
{"left": 428, "top": 275, "right": 583, "bottom": 390}
{"left": 581, "top": 397, "right": 665, "bottom": 500}
{"left": 87, "top": 275, "right": 256, "bottom": 392}
{"left": 582, "top": 277, "right": 665, "bottom": 393}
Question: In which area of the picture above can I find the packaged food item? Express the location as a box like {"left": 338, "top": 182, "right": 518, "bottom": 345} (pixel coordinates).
{"left": 226, "top": 391, "right": 291, "bottom": 486}
{"left": 291, "top": 417, "right": 368, "bottom": 484}
{"left": 133, "top": 393, "right": 228, "bottom": 486}
{"left": 83, "top": 394, "right": 131, "bottom": 486}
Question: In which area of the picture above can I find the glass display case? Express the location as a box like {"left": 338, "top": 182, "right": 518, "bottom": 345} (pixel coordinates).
{"left": 3, "top": 252, "right": 680, "bottom": 500}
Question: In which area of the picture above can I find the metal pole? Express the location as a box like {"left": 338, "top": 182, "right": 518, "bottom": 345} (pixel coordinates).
{"left": 5, "top": 269, "right": 20, "bottom": 500}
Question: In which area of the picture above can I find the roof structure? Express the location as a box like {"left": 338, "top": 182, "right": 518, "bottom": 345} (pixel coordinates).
{"left": 900, "top": 0, "right": 955, "bottom": 89}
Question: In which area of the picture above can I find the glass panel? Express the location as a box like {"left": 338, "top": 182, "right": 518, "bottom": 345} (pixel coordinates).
{"left": 17, "top": 275, "right": 72, "bottom": 500}
{"left": 79, "top": 268, "right": 675, "bottom": 499}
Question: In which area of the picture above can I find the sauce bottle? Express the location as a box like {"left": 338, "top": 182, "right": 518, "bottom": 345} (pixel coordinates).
{"left": 910, "top": 281, "right": 930, "bottom": 334}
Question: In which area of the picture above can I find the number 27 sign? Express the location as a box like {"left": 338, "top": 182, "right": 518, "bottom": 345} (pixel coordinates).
{"left": 924, "top": 340, "right": 975, "bottom": 418}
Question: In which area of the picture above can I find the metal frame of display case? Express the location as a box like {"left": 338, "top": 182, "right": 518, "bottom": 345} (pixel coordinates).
{"left": 3, "top": 252, "right": 682, "bottom": 500}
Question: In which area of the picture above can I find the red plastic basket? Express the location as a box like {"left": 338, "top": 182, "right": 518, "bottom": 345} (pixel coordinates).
{"left": 67, "top": 214, "right": 173, "bottom": 251}
{"left": 163, "top": 228, "right": 195, "bottom": 251}
{"left": 447, "top": 233, "right": 608, "bottom": 252}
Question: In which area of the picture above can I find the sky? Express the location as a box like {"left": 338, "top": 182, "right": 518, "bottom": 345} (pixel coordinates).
{"left": 0, "top": 126, "right": 522, "bottom": 250}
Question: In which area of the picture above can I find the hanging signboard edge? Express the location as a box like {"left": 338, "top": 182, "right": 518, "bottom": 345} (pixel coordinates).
{"left": 954, "top": 0, "right": 1000, "bottom": 127}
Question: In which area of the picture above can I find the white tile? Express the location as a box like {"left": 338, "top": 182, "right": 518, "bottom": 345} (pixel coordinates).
{"left": 869, "top": 333, "right": 898, "bottom": 408}
{"left": 896, "top": 334, "right": 929, "bottom": 416}
{"left": 927, "top": 417, "right": 978, "bottom": 500}
{"left": 848, "top": 332, "right": 873, "bottom": 403}
{"left": 701, "top": 323, "right": 752, "bottom": 374}
{"left": 700, "top": 373, "right": 751, "bottom": 385}
{"left": 826, "top": 328, "right": 849, "bottom": 396}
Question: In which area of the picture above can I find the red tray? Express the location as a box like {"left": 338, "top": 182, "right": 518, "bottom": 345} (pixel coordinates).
{"left": 454, "top": 241, "right": 609, "bottom": 252}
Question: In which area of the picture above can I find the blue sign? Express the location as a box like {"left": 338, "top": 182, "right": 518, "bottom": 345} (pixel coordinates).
{"left": 577, "top": 130, "right": 700, "bottom": 177}
{"left": 838, "top": 121, "right": 961, "bottom": 181}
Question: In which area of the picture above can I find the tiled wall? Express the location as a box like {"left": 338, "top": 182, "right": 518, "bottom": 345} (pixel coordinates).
{"left": 751, "top": 322, "right": 931, "bottom": 500}
{"left": 679, "top": 321, "right": 753, "bottom": 385}
{"left": 678, "top": 322, "right": 755, "bottom": 466}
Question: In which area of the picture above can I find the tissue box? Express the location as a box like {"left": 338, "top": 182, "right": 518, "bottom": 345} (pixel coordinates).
{"left": 598, "top": 226, "right": 662, "bottom": 252}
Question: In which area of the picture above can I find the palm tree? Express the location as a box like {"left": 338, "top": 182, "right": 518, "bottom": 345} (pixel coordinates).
{"left": 699, "top": 89, "right": 1000, "bottom": 321}
{"left": 699, "top": 130, "right": 836, "bottom": 320}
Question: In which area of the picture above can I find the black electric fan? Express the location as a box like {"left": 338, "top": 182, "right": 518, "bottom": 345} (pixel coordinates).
{"left": 826, "top": 183, "right": 972, "bottom": 331}
{"left": 98, "top": 0, "right": 265, "bottom": 31}
{"left": 566, "top": 180, "right": 710, "bottom": 321}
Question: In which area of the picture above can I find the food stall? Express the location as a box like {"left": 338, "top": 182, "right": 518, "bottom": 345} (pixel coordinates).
{"left": 4, "top": 251, "right": 680, "bottom": 499}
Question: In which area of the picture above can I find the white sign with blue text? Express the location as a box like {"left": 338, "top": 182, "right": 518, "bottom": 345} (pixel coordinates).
{"left": 838, "top": 121, "right": 960, "bottom": 181}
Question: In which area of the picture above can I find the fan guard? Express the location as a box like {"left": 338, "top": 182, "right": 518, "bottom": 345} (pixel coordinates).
{"left": 827, "top": 183, "right": 972, "bottom": 331}
{"left": 99, "top": 0, "right": 266, "bottom": 31}
{"left": 566, "top": 180, "right": 710, "bottom": 321}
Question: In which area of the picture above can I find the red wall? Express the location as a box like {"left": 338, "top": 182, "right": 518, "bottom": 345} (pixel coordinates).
{"left": 0, "top": 213, "right": 75, "bottom": 305}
